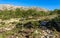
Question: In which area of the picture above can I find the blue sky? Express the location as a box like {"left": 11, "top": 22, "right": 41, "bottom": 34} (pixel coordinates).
{"left": 0, "top": 0, "right": 60, "bottom": 10}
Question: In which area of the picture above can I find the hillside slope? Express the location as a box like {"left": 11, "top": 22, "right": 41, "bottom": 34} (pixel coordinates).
{"left": 0, "top": 4, "right": 60, "bottom": 38}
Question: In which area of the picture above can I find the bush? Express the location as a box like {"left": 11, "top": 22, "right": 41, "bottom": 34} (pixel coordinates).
{"left": 16, "top": 23, "right": 22, "bottom": 29}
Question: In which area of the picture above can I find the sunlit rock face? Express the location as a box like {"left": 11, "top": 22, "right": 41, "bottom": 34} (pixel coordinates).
{"left": 0, "top": 4, "right": 13, "bottom": 10}
{"left": 0, "top": 4, "right": 48, "bottom": 12}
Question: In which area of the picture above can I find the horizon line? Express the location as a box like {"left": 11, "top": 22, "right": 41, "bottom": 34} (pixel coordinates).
{"left": 0, "top": 4, "right": 60, "bottom": 10}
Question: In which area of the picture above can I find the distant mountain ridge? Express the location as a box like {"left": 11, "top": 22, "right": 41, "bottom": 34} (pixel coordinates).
{"left": 0, "top": 4, "right": 48, "bottom": 12}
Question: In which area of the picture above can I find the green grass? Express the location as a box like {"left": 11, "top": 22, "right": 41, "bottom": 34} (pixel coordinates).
{"left": 0, "top": 35, "right": 3, "bottom": 38}
{"left": 0, "top": 34, "right": 4, "bottom": 38}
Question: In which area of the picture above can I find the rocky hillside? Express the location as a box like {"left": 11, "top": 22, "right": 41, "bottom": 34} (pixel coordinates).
{"left": 0, "top": 4, "right": 60, "bottom": 38}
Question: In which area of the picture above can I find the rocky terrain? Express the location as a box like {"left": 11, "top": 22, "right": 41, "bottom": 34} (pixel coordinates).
{"left": 0, "top": 14, "right": 59, "bottom": 38}
{"left": 0, "top": 4, "right": 60, "bottom": 38}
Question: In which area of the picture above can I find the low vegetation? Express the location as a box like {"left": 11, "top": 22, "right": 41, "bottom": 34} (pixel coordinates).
{"left": 0, "top": 8, "right": 60, "bottom": 38}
